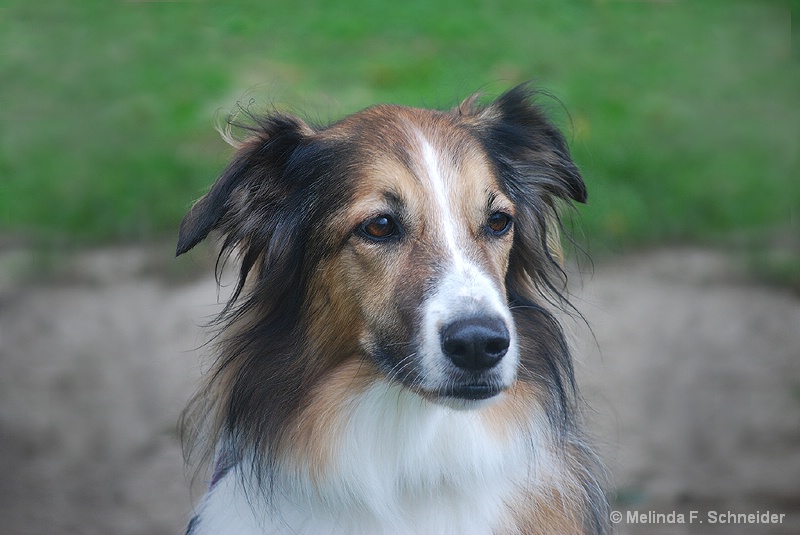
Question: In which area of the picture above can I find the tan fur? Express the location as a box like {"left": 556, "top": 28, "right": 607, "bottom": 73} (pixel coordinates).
{"left": 479, "top": 381, "right": 542, "bottom": 441}
{"left": 509, "top": 487, "right": 588, "bottom": 535}
{"left": 284, "top": 357, "right": 380, "bottom": 482}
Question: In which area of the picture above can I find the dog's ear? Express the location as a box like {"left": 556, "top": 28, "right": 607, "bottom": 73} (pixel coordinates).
{"left": 461, "top": 84, "right": 586, "bottom": 205}
{"left": 176, "top": 113, "right": 313, "bottom": 256}
{"left": 461, "top": 85, "right": 585, "bottom": 294}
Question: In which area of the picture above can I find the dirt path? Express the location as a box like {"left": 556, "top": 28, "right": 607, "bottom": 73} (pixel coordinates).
{"left": 1, "top": 246, "right": 798, "bottom": 534}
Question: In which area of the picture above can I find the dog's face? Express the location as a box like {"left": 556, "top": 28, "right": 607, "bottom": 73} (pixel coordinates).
{"left": 313, "top": 106, "right": 518, "bottom": 407}
{"left": 176, "top": 86, "right": 586, "bottom": 411}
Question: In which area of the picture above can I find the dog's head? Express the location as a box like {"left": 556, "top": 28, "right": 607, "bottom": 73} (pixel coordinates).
{"left": 177, "top": 85, "right": 585, "bottom": 411}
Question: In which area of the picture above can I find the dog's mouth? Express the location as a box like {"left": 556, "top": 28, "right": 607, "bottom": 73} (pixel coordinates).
{"left": 440, "top": 382, "right": 504, "bottom": 401}
{"left": 410, "top": 377, "right": 508, "bottom": 407}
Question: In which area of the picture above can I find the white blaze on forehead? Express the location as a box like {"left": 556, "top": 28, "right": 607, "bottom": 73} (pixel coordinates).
{"left": 417, "top": 134, "right": 469, "bottom": 268}
{"left": 413, "top": 130, "right": 497, "bottom": 287}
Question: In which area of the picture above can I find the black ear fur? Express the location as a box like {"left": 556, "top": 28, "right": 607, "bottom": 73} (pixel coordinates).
{"left": 471, "top": 84, "right": 586, "bottom": 205}
{"left": 175, "top": 114, "right": 311, "bottom": 256}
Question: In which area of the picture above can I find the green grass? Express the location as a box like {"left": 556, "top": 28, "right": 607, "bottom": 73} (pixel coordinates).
{"left": 2, "top": 0, "right": 798, "bottom": 255}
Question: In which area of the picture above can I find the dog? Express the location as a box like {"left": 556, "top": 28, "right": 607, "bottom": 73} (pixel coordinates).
{"left": 176, "top": 84, "right": 609, "bottom": 535}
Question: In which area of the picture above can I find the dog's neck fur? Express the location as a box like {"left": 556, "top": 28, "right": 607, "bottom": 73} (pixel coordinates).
{"left": 189, "top": 380, "right": 579, "bottom": 535}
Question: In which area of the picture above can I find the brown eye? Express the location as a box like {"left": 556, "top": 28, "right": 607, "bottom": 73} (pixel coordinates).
{"left": 360, "top": 215, "right": 399, "bottom": 241}
{"left": 487, "top": 212, "right": 512, "bottom": 236}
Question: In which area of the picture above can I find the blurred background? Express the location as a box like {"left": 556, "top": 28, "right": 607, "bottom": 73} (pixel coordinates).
{"left": 1, "top": 1, "right": 798, "bottom": 534}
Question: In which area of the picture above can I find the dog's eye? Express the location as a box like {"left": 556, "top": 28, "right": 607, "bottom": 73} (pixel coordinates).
{"left": 359, "top": 215, "right": 399, "bottom": 241}
{"left": 487, "top": 212, "right": 512, "bottom": 236}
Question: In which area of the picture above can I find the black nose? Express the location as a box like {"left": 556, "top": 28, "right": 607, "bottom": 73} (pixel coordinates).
{"left": 441, "top": 317, "right": 510, "bottom": 371}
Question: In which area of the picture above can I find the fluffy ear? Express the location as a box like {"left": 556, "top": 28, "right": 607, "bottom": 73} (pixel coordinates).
{"left": 463, "top": 84, "right": 586, "bottom": 205}
{"left": 176, "top": 113, "right": 313, "bottom": 256}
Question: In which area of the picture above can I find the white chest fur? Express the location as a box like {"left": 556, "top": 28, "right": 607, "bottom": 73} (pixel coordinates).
{"left": 191, "top": 382, "right": 546, "bottom": 535}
